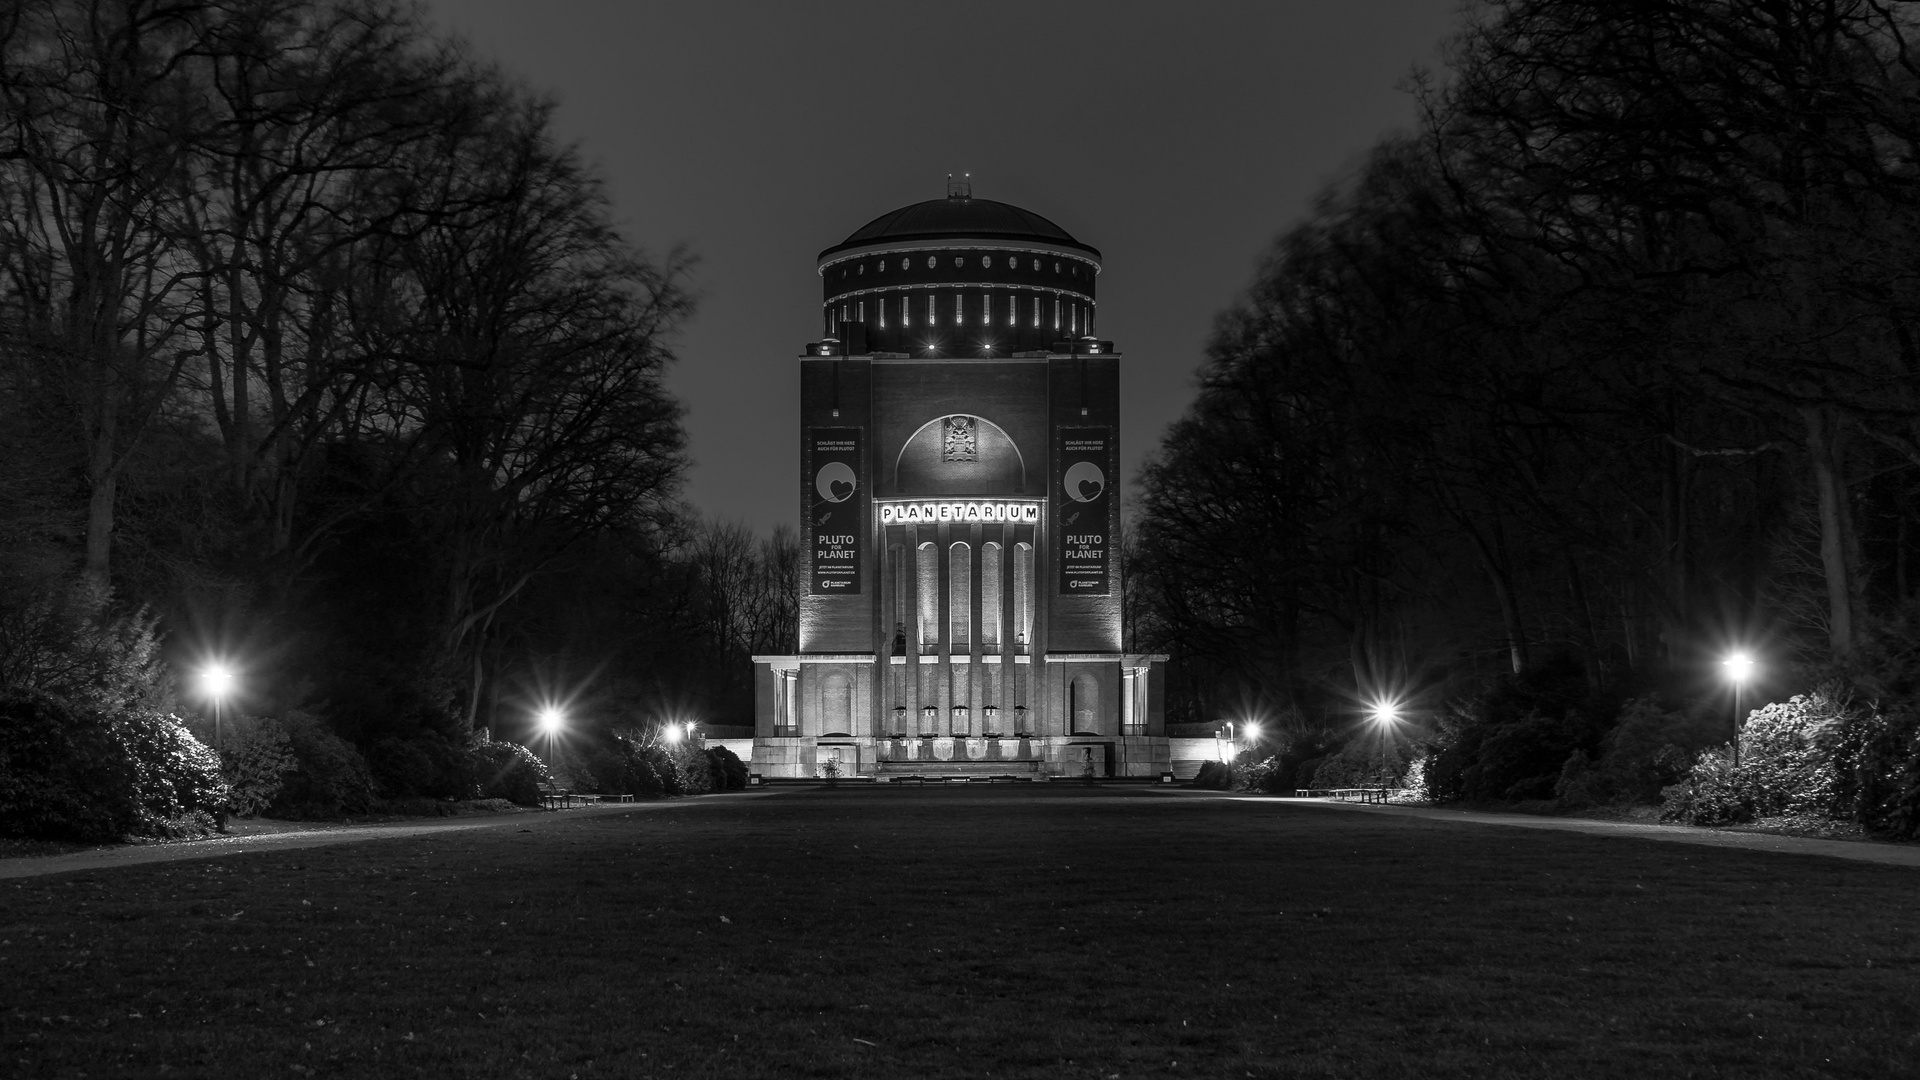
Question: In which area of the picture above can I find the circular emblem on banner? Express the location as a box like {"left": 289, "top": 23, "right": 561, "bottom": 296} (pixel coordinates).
{"left": 1063, "top": 461, "right": 1105, "bottom": 503}
{"left": 815, "top": 462, "right": 856, "bottom": 503}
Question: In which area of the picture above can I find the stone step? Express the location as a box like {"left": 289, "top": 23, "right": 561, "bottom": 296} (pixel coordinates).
{"left": 875, "top": 759, "right": 1041, "bottom": 774}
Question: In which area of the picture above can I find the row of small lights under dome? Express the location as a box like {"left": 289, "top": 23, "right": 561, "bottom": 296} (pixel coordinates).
{"left": 836, "top": 255, "right": 1088, "bottom": 278}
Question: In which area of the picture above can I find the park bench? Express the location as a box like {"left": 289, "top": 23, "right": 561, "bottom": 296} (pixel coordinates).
{"left": 537, "top": 782, "right": 579, "bottom": 809}
{"left": 1295, "top": 787, "right": 1393, "bottom": 804}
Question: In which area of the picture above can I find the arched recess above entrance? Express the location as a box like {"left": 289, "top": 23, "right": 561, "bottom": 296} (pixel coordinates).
{"left": 892, "top": 414, "right": 1026, "bottom": 495}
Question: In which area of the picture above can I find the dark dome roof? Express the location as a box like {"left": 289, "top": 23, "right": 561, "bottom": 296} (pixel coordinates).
{"left": 821, "top": 196, "right": 1099, "bottom": 261}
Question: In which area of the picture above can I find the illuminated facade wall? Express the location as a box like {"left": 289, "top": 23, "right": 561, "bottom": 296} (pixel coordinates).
{"left": 751, "top": 181, "right": 1167, "bottom": 780}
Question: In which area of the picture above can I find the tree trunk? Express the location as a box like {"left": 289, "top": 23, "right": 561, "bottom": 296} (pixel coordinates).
{"left": 1803, "top": 403, "right": 1859, "bottom": 657}
{"left": 1462, "top": 516, "right": 1528, "bottom": 674}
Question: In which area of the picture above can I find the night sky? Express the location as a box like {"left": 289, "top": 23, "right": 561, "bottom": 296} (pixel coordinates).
{"left": 425, "top": 1, "right": 1462, "bottom": 533}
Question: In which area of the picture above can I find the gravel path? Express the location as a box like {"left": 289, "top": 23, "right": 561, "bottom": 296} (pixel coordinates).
{"left": 1238, "top": 793, "right": 1920, "bottom": 866}
{"left": 0, "top": 799, "right": 735, "bottom": 880}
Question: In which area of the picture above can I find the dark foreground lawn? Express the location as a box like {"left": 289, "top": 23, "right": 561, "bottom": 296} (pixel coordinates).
{"left": 3, "top": 787, "right": 1916, "bottom": 1079}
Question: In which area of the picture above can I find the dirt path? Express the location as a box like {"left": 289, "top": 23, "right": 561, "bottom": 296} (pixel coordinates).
{"left": 0, "top": 798, "right": 757, "bottom": 880}
{"left": 1229, "top": 793, "right": 1920, "bottom": 867}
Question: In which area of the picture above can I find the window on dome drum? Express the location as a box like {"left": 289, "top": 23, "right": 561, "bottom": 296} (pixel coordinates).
{"left": 981, "top": 543, "right": 1002, "bottom": 648}
{"left": 928, "top": 294, "right": 936, "bottom": 326}
{"left": 1013, "top": 542, "right": 1033, "bottom": 647}
{"left": 1054, "top": 299, "right": 1060, "bottom": 329}
{"left": 858, "top": 300, "right": 864, "bottom": 322}
{"left": 949, "top": 542, "right": 971, "bottom": 648}
{"left": 1031, "top": 297, "right": 1040, "bottom": 328}
{"left": 955, "top": 294, "right": 963, "bottom": 326}
{"left": 1071, "top": 305, "right": 1077, "bottom": 334}
{"left": 917, "top": 542, "right": 939, "bottom": 650}
{"left": 879, "top": 301, "right": 886, "bottom": 329}
{"left": 1008, "top": 296, "right": 1017, "bottom": 327}
{"left": 983, "top": 294, "right": 991, "bottom": 327}
{"left": 901, "top": 296, "right": 909, "bottom": 328}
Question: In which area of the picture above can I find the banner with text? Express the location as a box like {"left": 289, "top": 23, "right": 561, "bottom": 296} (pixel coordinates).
{"left": 1053, "top": 426, "right": 1111, "bottom": 595}
{"left": 807, "top": 427, "right": 863, "bottom": 595}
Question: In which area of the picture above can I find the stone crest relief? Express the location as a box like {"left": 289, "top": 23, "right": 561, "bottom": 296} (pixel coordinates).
{"left": 942, "top": 415, "right": 977, "bottom": 463}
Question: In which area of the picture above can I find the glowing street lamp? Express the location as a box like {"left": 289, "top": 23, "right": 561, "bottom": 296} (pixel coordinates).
{"left": 202, "top": 663, "right": 235, "bottom": 751}
{"left": 662, "top": 721, "right": 682, "bottom": 745}
{"left": 1369, "top": 700, "right": 1402, "bottom": 788}
{"left": 1722, "top": 651, "right": 1756, "bottom": 767}
{"left": 537, "top": 707, "right": 564, "bottom": 767}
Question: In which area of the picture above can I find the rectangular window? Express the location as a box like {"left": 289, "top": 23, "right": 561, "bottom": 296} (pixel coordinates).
{"left": 949, "top": 542, "right": 971, "bottom": 648}
{"left": 955, "top": 294, "right": 964, "bottom": 325}
{"left": 1032, "top": 297, "right": 1040, "bottom": 327}
{"left": 983, "top": 294, "right": 991, "bottom": 326}
{"left": 1053, "top": 299, "right": 1060, "bottom": 329}
{"left": 929, "top": 294, "right": 936, "bottom": 326}
{"left": 917, "top": 543, "right": 939, "bottom": 648}
{"left": 1009, "top": 294, "right": 1017, "bottom": 327}
{"left": 879, "top": 298, "right": 886, "bottom": 329}
{"left": 858, "top": 301, "right": 865, "bottom": 323}
{"left": 901, "top": 296, "right": 909, "bottom": 328}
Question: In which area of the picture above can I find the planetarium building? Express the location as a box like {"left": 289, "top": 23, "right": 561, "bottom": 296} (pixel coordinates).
{"left": 750, "top": 179, "right": 1169, "bottom": 779}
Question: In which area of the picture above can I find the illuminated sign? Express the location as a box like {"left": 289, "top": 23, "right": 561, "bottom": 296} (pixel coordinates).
{"left": 1054, "top": 427, "right": 1111, "bottom": 594}
{"left": 876, "top": 500, "right": 1041, "bottom": 525}
{"left": 808, "top": 428, "right": 863, "bottom": 594}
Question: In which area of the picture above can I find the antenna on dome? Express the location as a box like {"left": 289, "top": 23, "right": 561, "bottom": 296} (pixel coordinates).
{"left": 947, "top": 172, "right": 971, "bottom": 200}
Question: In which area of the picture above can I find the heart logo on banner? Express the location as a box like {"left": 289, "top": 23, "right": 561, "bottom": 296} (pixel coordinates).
{"left": 1063, "top": 461, "right": 1106, "bottom": 504}
{"left": 815, "top": 461, "right": 857, "bottom": 503}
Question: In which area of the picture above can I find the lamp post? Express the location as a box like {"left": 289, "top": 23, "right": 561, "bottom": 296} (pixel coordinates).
{"left": 1370, "top": 702, "right": 1400, "bottom": 788}
{"left": 537, "top": 707, "right": 564, "bottom": 768}
{"left": 202, "top": 664, "right": 235, "bottom": 752}
{"left": 1722, "top": 651, "right": 1755, "bottom": 768}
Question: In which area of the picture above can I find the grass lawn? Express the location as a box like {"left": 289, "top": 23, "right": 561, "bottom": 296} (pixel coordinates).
{"left": 3, "top": 786, "right": 1916, "bottom": 1079}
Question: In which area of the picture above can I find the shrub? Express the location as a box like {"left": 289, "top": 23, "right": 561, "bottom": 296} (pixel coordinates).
{"left": 642, "top": 745, "right": 682, "bottom": 795}
{"left": 269, "top": 711, "right": 374, "bottom": 819}
{"left": 1235, "top": 754, "right": 1291, "bottom": 794}
{"left": 627, "top": 753, "right": 665, "bottom": 798}
{"left": 119, "top": 712, "right": 228, "bottom": 836}
{"left": 673, "top": 742, "right": 714, "bottom": 795}
{"left": 1305, "top": 737, "right": 1407, "bottom": 790}
{"left": 1190, "top": 759, "right": 1230, "bottom": 790}
{"left": 707, "top": 746, "right": 748, "bottom": 791}
{"left": 0, "top": 690, "right": 138, "bottom": 841}
{"left": 0, "top": 692, "right": 226, "bottom": 841}
{"left": 1737, "top": 694, "right": 1844, "bottom": 816}
{"left": 368, "top": 737, "right": 438, "bottom": 798}
{"left": 1660, "top": 691, "right": 1888, "bottom": 826}
{"left": 221, "top": 716, "right": 297, "bottom": 817}
{"left": 1587, "top": 697, "right": 1726, "bottom": 805}
{"left": 0, "top": 579, "right": 174, "bottom": 719}
{"left": 469, "top": 737, "right": 548, "bottom": 806}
